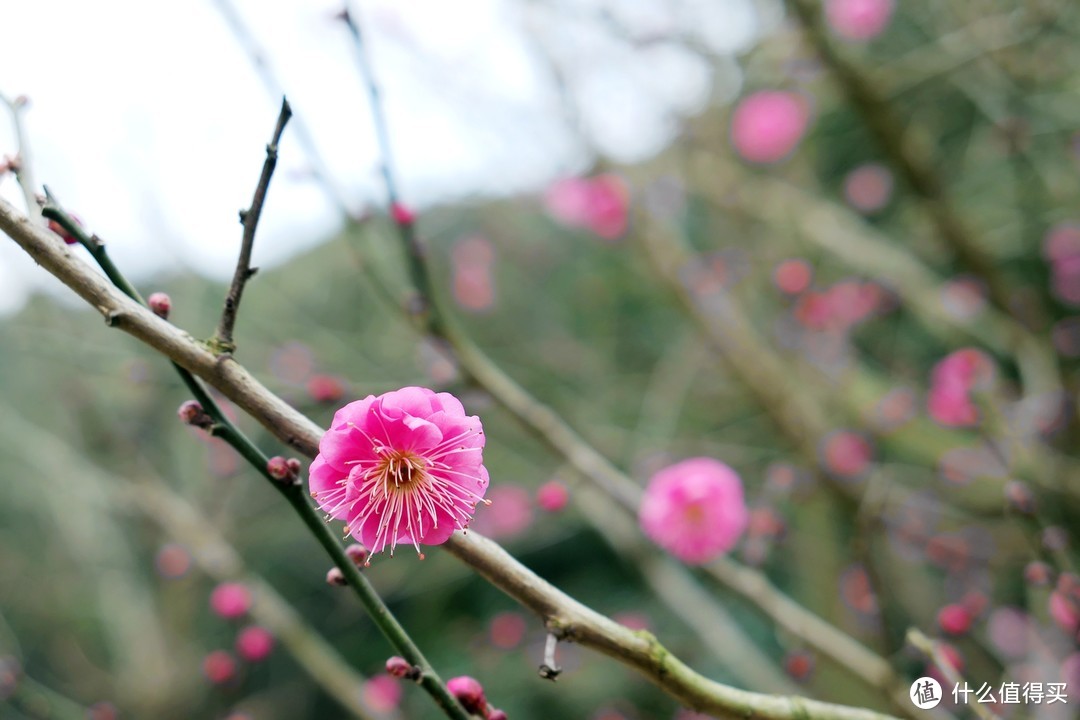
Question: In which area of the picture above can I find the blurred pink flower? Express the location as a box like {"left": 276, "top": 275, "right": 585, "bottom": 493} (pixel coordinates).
{"left": 843, "top": 163, "right": 893, "bottom": 214}
{"left": 202, "top": 651, "right": 237, "bottom": 685}
{"left": 307, "top": 374, "right": 347, "bottom": 403}
{"left": 1050, "top": 589, "right": 1080, "bottom": 635}
{"left": 730, "top": 91, "right": 811, "bottom": 164}
{"left": 773, "top": 258, "right": 813, "bottom": 295}
{"left": 536, "top": 480, "right": 570, "bottom": 512}
{"left": 821, "top": 431, "right": 873, "bottom": 478}
{"left": 309, "top": 387, "right": 488, "bottom": 558}
{"left": 471, "top": 484, "right": 533, "bottom": 540}
{"left": 235, "top": 625, "right": 274, "bottom": 663}
{"left": 825, "top": 0, "right": 895, "bottom": 41}
{"left": 453, "top": 266, "right": 496, "bottom": 312}
{"left": 927, "top": 349, "right": 995, "bottom": 427}
{"left": 489, "top": 611, "right": 528, "bottom": 649}
{"left": 937, "top": 604, "right": 972, "bottom": 635}
{"left": 638, "top": 458, "right": 748, "bottom": 564}
{"left": 544, "top": 174, "right": 630, "bottom": 240}
{"left": 362, "top": 674, "right": 403, "bottom": 712}
{"left": 210, "top": 582, "right": 252, "bottom": 620}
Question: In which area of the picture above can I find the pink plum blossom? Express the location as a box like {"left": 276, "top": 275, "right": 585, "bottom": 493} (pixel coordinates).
{"left": 309, "top": 387, "right": 488, "bottom": 559}
{"left": 362, "top": 674, "right": 403, "bottom": 712}
{"left": 730, "top": 91, "right": 811, "bottom": 164}
{"left": 774, "top": 258, "right": 813, "bottom": 295}
{"left": 202, "top": 651, "right": 237, "bottom": 684}
{"left": 822, "top": 431, "right": 873, "bottom": 478}
{"left": 638, "top": 457, "right": 748, "bottom": 564}
{"left": 235, "top": 626, "right": 274, "bottom": 663}
{"left": 447, "top": 676, "right": 487, "bottom": 714}
{"left": 825, "top": 0, "right": 896, "bottom": 41}
{"left": 471, "top": 484, "right": 533, "bottom": 540}
{"left": 544, "top": 174, "right": 630, "bottom": 240}
{"left": 210, "top": 582, "right": 252, "bottom": 620}
{"left": 927, "top": 349, "right": 995, "bottom": 427}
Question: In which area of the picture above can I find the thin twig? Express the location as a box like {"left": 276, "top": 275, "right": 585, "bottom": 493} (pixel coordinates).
{"left": 0, "top": 90, "right": 42, "bottom": 224}
{"left": 0, "top": 193, "right": 900, "bottom": 720}
{"left": 213, "top": 97, "right": 292, "bottom": 354}
{"left": 785, "top": 0, "right": 1014, "bottom": 317}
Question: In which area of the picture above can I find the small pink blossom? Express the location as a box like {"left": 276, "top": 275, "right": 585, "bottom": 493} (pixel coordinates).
{"left": 773, "top": 258, "right": 813, "bottom": 295}
{"left": 843, "top": 164, "right": 893, "bottom": 214}
{"left": 235, "top": 625, "right": 274, "bottom": 662}
{"left": 390, "top": 202, "right": 416, "bottom": 226}
{"left": 210, "top": 582, "right": 252, "bottom": 620}
{"left": 307, "top": 374, "right": 346, "bottom": 403}
{"left": 821, "top": 431, "right": 873, "bottom": 478}
{"left": 309, "top": 387, "right": 488, "bottom": 559}
{"left": 927, "top": 349, "right": 995, "bottom": 427}
{"left": 362, "top": 674, "right": 403, "bottom": 712}
{"left": 471, "top": 484, "right": 533, "bottom": 540}
{"left": 730, "top": 91, "right": 811, "bottom": 164}
{"left": 937, "top": 604, "right": 972, "bottom": 635}
{"left": 544, "top": 174, "right": 630, "bottom": 240}
{"left": 1050, "top": 590, "right": 1080, "bottom": 635}
{"left": 536, "top": 480, "right": 570, "bottom": 512}
{"left": 155, "top": 543, "right": 191, "bottom": 579}
{"left": 825, "top": 0, "right": 895, "bottom": 41}
{"left": 202, "top": 650, "right": 237, "bottom": 684}
{"left": 638, "top": 458, "right": 748, "bottom": 564}
{"left": 489, "top": 611, "right": 528, "bottom": 649}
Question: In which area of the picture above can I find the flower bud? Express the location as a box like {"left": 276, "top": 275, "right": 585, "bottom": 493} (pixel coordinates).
{"left": 446, "top": 676, "right": 486, "bottom": 714}
{"left": 202, "top": 650, "right": 236, "bottom": 684}
{"left": 177, "top": 400, "right": 213, "bottom": 429}
{"left": 385, "top": 656, "right": 419, "bottom": 680}
{"left": 47, "top": 214, "right": 82, "bottom": 245}
{"left": 286, "top": 457, "right": 302, "bottom": 475}
{"left": 1025, "top": 560, "right": 1052, "bottom": 586}
{"left": 345, "top": 543, "right": 369, "bottom": 567}
{"left": 148, "top": 292, "right": 171, "bottom": 320}
{"left": 390, "top": 201, "right": 416, "bottom": 226}
{"left": 266, "top": 456, "right": 292, "bottom": 481}
{"left": 326, "top": 567, "right": 347, "bottom": 586}
{"left": 488, "top": 710, "right": 508, "bottom": 720}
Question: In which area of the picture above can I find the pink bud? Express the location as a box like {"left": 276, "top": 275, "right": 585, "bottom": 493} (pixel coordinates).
{"left": 385, "top": 656, "right": 417, "bottom": 679}
{"left": 147, "top": 292, "right": 171, "bottom": 319}
{"left": 307, "top": 374, "right": 346, "bottom": 403}
{"left": 210, "top": 582, "right": 252, "bottom": 620}
{"left": 345, "top": 543, "right": 369, "bottom": 566}
{"left": 784, "top": 650, "right": 815, "bottom": 681}
{"left": 326, "top": 567, "right": 347, "bottom": 586}
{"left": 843, "top": 164, "right": 893, "bottom": 214}
{"left": 446, "top": 676, "right": 487, "bottom": 714}
{"left": 47, "top": 214, "right": 82, "bottom": 245}
{"left": 202, "top": 650, "right": 237, "bottom": 684}
{"left": 937, "top": 604, "right": 972, "bottom": 635}
{"left": 488, "top": 710, "right": 508, "bottom": 720}
{"left": 536, "top": 481, "right": 569, "bottom": 513}
{"left": 773, "top": 259, "right": 813, "bottom": 295}
{"left": 730, "top": 91, "right": 811, "bottom": 164}
{"left": 266, "top": 456, "right": 292, "bottom": 481}
{"left": 821, "top": 431, "right": 873, "bottom": 478}
{"left": 1024, "top": 561, "right": 1052, "bottom": 586}
{"left": 177, "top": 400, "right": 209, "bottom": 427}
{"left": 391, "top": 202, "right": 416, "bottom": 226}
{"left": 825, "top": 0, "right": 895, "bottom": 41}
{"left": 235, "top": 625, "right": 274, "bottom": 662}
{"left": 286, "top": 457, "right": 302, "bottom": 475}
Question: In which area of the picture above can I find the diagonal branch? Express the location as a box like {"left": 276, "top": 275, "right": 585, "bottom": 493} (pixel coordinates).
{"left": 212, "top": 97, "right": 292, "bottom": 354}
{"left": 0, "top": 194, "right": 899, "bottom": 720}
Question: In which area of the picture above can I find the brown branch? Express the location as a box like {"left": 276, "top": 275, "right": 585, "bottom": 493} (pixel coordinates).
{"left": 0, "top": 194, "right": 898, "bottom": 720}
{"left": 0, "top": 90, "right": 42, "bottom": 224}
{"left": 212, "top": 97, "right": 292, "bottom": 354}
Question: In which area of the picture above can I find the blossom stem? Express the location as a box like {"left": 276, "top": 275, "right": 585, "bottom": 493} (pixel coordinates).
{"left": 35, "top": 194, "right": 471, "bottom": 720}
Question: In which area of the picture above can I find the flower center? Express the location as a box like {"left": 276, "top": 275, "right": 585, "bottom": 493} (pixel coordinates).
{"left": 374, "top": 449, "right": 428, "bottom": 490}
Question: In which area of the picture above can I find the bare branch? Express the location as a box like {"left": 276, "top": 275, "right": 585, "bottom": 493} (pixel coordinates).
{"left": 0, "top": 91, "right": 42, "bottom": 224}
{"left": 0, "top": 194, "right": 900, "bottom": 720}
{"left": 212, "top": 97, "right": 292, "bottom": 354}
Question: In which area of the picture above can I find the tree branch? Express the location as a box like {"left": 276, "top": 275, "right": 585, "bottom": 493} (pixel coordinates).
{"left": 213, "top": 97, "right": 292, "bottom": 354}
{"left": 0, "top": 90, "right": 42, "bottom": 224}
{"left": 0, "top": 194, "right": 899, "bottom": 720}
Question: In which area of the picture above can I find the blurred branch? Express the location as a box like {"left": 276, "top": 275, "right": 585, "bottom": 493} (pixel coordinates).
{"left": 0, "top": 90, "right": 41, "bottom": 224}
{"left": 212, "top": 98, "right": 292, "bottom": 354}
{"left": 4, "top": 671, "right": 85, "bottom": 720}
{"left": 906, "top": 629, "right": 1001, "bottom": 720}
{"left": 0, "top": 195, "right": 900, "bottom": 720}
{"left": 785, "top": 0, "right": 1015, "bottom": 318}
{"left": 0, "top": 408, "right": 383, "bottom": 720}
{"left": 209, "top": 0, "right": 353, "bottom": 214}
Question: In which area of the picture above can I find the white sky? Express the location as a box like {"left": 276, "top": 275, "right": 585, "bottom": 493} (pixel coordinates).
{"left": 0, "top": 0, "right": 772, "bottom": 315}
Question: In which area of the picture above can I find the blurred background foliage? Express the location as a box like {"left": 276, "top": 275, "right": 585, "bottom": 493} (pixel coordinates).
{"left": 4, "top": 1, "right": 1080, "bottom": 719}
